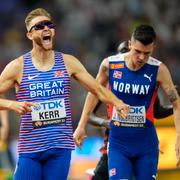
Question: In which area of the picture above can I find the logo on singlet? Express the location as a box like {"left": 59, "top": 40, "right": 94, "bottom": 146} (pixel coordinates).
{"left": 28, "top": 73, "right": 40, "bottom": 80}
{"left": 54, "top": 70, "right": 64, "bottom": 77}
{"left": 144, "top": 73, "right": 153, "bottom": 82}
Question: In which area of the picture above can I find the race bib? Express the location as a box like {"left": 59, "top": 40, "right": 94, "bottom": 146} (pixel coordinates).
{"left": 31, "top": 99, "right": 67, "bottom": 128}
{"left": 112, "top": 106, "right": 146, "bottom": 128}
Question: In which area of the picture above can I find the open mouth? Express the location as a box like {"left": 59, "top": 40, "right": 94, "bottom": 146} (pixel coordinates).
{"left": 42, "top": 35, "right": 51, "bottom": 44}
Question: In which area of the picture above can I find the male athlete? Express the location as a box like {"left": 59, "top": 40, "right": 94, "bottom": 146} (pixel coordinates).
{"left": 88, "top": 41, "right": 179, "bottom": 180}
{"left": 77, "top": 25, "right": 180, "bottom": 180}
{"left": 0, "top": 8, "right": 129, "bottom": 180}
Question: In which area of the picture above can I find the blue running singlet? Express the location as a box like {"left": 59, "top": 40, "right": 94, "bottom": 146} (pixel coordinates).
{"left": 108, "top": 53, "right": 161, "bottom": 180}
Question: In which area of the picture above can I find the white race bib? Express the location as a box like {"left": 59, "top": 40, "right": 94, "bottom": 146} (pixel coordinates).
{"left": 31, "top": 99, "right": 66, "bottom": 127}
{"left": 112, "top": 106, "right": 146, "bottom": 128}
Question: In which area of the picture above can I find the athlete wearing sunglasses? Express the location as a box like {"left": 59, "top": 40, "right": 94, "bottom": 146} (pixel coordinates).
{"left": 0, "top": 8, "right": 129, "bottom": 180}
{"left": 28, "top": 20, "right": 55, "bottom": 32}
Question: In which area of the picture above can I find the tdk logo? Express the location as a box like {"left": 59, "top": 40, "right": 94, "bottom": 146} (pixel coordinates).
{"left": 130, "top": 107, "right": 143, "bottom": 114}
{"left": 41, "top": 101, "right": 63, "bottom": 110}
{"left": 33, "top": 100, "right": 63, "bottom": 111}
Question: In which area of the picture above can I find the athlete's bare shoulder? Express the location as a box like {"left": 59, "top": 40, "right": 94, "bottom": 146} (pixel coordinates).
{"left": 1, "top": 56, "right": 23, "bottom": 82}
{"left": 98, "top": 58, "right": 109, "bottom": 77}
{"left": 0, "top": 56, "right": 24, "bottom": 92}
{"left": 62, "top": 53, "right": 79, "bottom": 64}
{"left": 8, "top": 56, "right": 23, "bottom": 70}
{"left": 101, "top": 58, "right": 109, "bottom": 68}
{"left": 62, "top": 53, "right": 87, "bottom": 77}
{"left": 157, "top": 62, "right": 170, "bottom": 83}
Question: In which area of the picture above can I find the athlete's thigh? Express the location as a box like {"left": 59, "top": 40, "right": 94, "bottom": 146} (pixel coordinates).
{"left": 108, "top": 147, "right": 133, "bottom": 180}
{"left": 134, "top": 148, "right": 159, "bottom": 180}
{"left": 43, "top": 149, "right": 72, "bottom": 180}
{"left": 14, "top": 156, "right": 42, "bottom": 180}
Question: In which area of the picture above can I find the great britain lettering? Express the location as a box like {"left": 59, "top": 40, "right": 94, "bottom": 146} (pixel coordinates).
{"left": 29, "top": 80, "right": 65, "bottom": 97}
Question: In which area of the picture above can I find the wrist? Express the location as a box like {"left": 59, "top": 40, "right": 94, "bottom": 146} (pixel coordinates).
{"left": 6, "top": 100, "right": 14, "bottom": 110}
{"left": 114, "top": 99, "right": 123, "bottom": 107}
{"left": 77, "top": 121, "right": 86, "bottom": 129}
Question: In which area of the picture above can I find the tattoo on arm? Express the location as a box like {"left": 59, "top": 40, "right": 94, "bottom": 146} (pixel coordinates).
{"left": 168, "top": 90, "right": 178, "bottom": 103}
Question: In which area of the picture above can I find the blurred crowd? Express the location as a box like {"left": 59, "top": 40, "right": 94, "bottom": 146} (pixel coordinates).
{"left": 0, "top": 0, "right": 180, "bottom": 138}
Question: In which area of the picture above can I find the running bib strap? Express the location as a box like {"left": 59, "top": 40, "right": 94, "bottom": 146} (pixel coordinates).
{"left": 112, "top": 106, "right": 146, "bottom": 128}
{"left": 31, "top": 99, "right": 66, "bottom": 128}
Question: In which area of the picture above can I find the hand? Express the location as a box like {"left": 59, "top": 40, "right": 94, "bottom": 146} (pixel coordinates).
{"left": 73, "top": 126, "right": 87, "bottom": 149}
{"left": 175, "top": 135, "right": 180, "bottom": 167}
{"left": 10, "top": 101, "right": 36, "bottom": 115}
{"left": 115, "top": 102, "right": 130, "bottom": 119}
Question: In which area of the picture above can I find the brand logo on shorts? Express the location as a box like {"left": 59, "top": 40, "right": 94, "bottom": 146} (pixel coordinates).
{"left": 152, "top": 174, "right": 156, "bottom": 179}
{"left": 109, "top": 168, "right": 116, "bottom": 177}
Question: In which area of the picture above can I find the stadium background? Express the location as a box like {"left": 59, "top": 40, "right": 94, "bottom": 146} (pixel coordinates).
{"left": 0, "top": 0, "right": 180, "bottom": 179}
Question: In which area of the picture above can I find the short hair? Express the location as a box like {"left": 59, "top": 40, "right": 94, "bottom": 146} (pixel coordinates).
{"left": 131, "top": 25, "right": 156, "bottom": 45}
{"left": 117, "top": 41, "right": 129, "bottom": 54}
{"left": 25, "top": 8, "right": 52, "bottom": 31}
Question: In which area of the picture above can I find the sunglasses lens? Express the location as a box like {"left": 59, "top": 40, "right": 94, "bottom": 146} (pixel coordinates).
{"left": 44, "top": 22, "right": 55, "bottom": 29}
{"left": 34, "top": 24, "right": 45, "bottom": 30}
{"left": 30, "top": 21, "right": 55, "bottom": 32}
{"left": 47, "top": 23, "right": 55, "bottom": 29}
